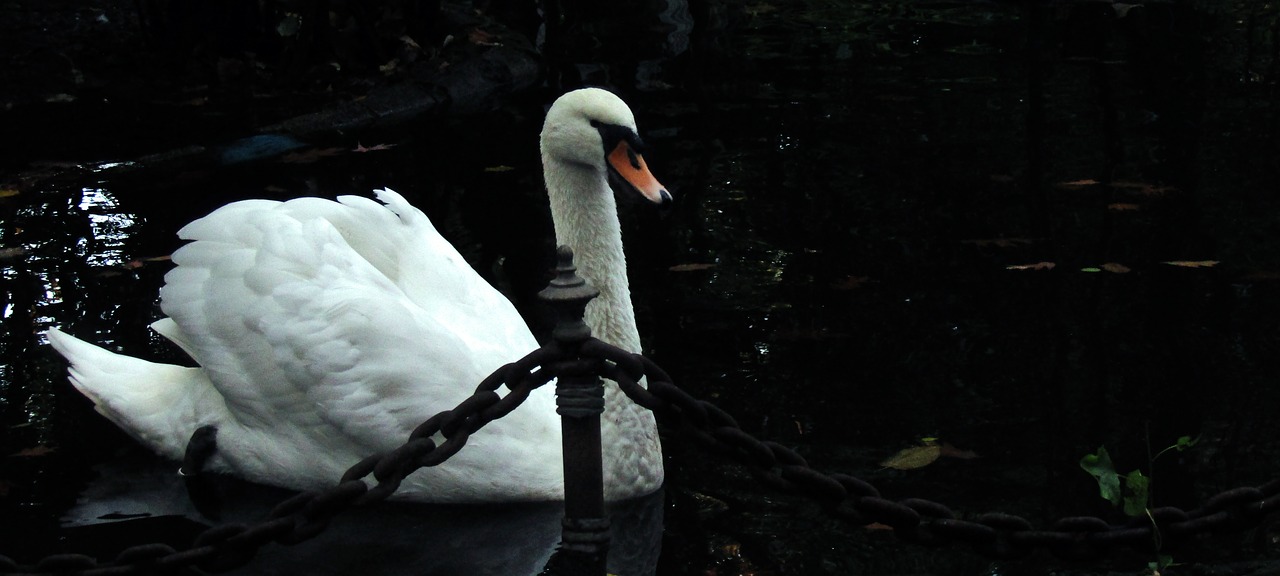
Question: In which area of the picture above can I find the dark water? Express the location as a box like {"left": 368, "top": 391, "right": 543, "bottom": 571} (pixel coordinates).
{"left": 5, "top": 0, "right": 1280, "bottom": 574}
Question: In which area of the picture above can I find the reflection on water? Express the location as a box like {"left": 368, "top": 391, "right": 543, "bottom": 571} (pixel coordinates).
{"left": 75, "top": 186, "right": 138, "bottom": 269}
{"left": 4, "top": 0, "right": 1280, "bottom": 574}
{"left": 57, "top": 454, "right": 663, "bottom": 576}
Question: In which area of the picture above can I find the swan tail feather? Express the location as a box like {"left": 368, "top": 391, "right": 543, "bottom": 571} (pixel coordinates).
{"left": 46, "top": 327, "right": 230, "bottom": 463}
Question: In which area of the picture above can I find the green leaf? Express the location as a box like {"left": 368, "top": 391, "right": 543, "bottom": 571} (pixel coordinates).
{"left": 1081, "top": 267, "right": 1102, "bottom": 273}
{"left": 1122, "top": 470, "right": 1149, "bottom": 516}
{"left": 277, "top": 13, "right": 301, "bottom": 37}
{"left": 880, "top": 444, "right": 941, "bottom": 470}
{"left": 1153, "top": 434, "right": 1201, "bottom": 462}
{"left": 1148, "top": 553, "right": 1174, "bottom": 571}
{"left": 1080, "top": 446, "right": 1121, "bottom": 506}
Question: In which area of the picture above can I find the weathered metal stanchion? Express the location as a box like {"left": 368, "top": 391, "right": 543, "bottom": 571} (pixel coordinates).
{"left": 538, "top": 246, "right": 610, "bottom": 575}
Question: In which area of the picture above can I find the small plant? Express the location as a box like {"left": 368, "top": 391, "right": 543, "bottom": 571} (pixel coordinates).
{"left": 1079, "top": 435, "right": 1198, "bottom": 515}
{"left": 1147, "top": 553, "right": 1174, "bottom": 576}
{"left": 1079, "top": 435, "right": 1198, "bottom": 575}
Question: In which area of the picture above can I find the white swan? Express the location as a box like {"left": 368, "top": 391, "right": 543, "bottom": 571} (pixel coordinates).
{"left": 46, "top": 87, "right": 670, "bottom": 503}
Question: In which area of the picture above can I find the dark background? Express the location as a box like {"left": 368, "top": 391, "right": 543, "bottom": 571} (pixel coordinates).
{"left": 3, "top": 0, "right": 1280, "bottom": 574}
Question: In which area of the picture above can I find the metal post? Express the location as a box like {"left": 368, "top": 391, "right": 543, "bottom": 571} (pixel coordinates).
{"left": 538, "top": 246, "right": 609, "bottom": 575}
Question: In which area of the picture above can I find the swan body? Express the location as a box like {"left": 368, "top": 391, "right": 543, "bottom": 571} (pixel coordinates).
{"left": 48, "top": 88, "right": 668, "bottom": 503}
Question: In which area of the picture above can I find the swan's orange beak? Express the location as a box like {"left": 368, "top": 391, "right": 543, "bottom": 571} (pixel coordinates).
{"left": 608, "top": 140, "right": 672, "bottom": 205}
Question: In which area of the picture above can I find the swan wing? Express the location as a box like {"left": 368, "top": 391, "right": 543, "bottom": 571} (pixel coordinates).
{"left": 45, "top": 327, "right": 232, "bottom": 462}
{"left": 156, "top": 189, "right": 541, "bottom": 461}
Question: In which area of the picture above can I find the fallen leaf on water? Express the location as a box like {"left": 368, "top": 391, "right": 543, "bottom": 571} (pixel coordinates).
{"left": 1108, "top": 203, "right": 1140, "bottom": 211}
{"left": 1113, "top": 180, "right": 1175, "bottom": 197}
{"left": 962, "top": 238, "right": 1033, "bottom": 248}
{"left": 123, "top": 255, "right": 173, "bottom": 270}
{"left": 938, "top": 443, "right": 979, "bottom": 460}
{"left": 864, "top": 522, "right": 895, "bottom": 531}
{"left": 669, "top": 263, "right": 717, "bottom": 272}
{"left": 830, "top": 275, "right": 869, "bottom": 290}
{"left": 1164, "top": 260, "right": 1218, "bottom": 268}
{"left": 1006, "top": 262, "right": 1056, "bottom": 271}
{"left": 468, "top": 28, "right": 502, "bottom": 46}
{"left": 1101, "top": 262, "right": 1131, "bottom": 274}
{"left": 484, "top": 165, "right": 516, "bottom": 173}
{"left": 0, "top": 188, "right": 19, "bottom": 198}
{"left": 353, "top": 142, "right": 397, "bottom": 153}
{"left": 281, "top": 147, "right": 344, "bottom": 164}
{"left": 94, "top": 268, "right": 127, "bottom": 279}
{"left": 881, "top": 443, "right": 941, "bottom": 470}
{"left": 1056, "top": 179, "right": 1175, "bottom": 196}
{"left": 690, "top": 492, "right": 729, "bottom": 515}
{"left": 11, "top": 445, "right": 55, "bottom": 458}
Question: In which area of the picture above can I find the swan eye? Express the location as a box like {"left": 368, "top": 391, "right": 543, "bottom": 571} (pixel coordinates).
{"left": 594, "top": 122, "right": 639, "bottom": 157}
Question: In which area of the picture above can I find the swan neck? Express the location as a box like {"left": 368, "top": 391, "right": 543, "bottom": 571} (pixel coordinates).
{"left": 544, "top": 159, "right": 642, "bottom": 354}
{"left": 542, "top": 117, "right": 664, "bottom": 499}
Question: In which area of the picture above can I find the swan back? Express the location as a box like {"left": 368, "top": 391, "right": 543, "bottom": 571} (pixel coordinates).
{"left": 148, "top": 190, "right": 560, "bottom": 500}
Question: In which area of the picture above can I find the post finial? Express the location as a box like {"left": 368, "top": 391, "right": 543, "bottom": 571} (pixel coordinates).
{"left": 538, "top": 246, "right": 599, "bottom": 343}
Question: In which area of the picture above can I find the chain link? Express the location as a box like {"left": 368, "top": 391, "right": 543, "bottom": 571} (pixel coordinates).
{"left": 5, "top": 336, "right": 1278, "bottom": 574}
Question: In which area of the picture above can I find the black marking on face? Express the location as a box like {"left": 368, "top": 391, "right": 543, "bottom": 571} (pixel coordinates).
{"left": 596, "top": 122, "right": 645, "bottom": 158}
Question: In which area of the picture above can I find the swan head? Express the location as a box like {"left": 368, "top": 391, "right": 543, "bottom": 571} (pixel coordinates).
{"left": 541, "top": 88, "right": 672, "bottom": 205}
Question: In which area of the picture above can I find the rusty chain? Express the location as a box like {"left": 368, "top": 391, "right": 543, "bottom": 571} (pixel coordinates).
{"left": 4, "top": 336, "right": 1278, "bottom": 574}
{"left": 585, "top": 337, "right": 1280, "bottom": 560}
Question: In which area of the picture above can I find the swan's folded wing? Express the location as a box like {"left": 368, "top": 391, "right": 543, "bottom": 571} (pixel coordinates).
{"left": 157, "top": 190, "right": 541, "bottom": 451}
